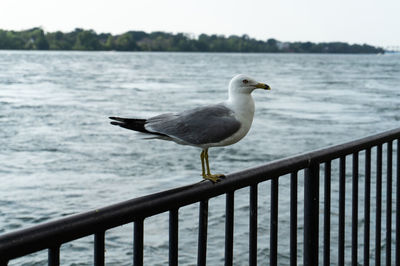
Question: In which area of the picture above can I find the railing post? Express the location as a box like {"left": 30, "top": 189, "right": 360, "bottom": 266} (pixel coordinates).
{"left": 376, "top": 144, "right": 382, "bottom": 266}
{"left": 134, "top": 219, "right": 144, "bottom": 266}
{"left": 352, "top": 152, "right": 359, "bottom": 266}
{"left": 364, "top": 148, "right": 371, "bottom": 266}
{"left": 197, "top": 200, "right": 209, "bottom": 266}
{"left": 386, "top": 141, "right": 392, "bottom": 266}
{"left": 169, "top": 209, "right": 179, "bottom": 266}
{"left": 270, "top": 178, "right": 278, "bottom": 266}
{"left": 396, "top": 139, "right": 400, "bottom": 266}
{"left": 290, "top": 172, "right": 298, "bottom": 266}
{"left": 304, "top": 162, "right": 319, "bottom": 266}
{"left": 249, "top": 184, "right": 258, "bottom": 266}
{"left": 323, "top": 161, "right": 331, "bottom": 266}
{"left": 94, "top": 231, "right": 105, "bottom": 266}
{"left": 225, "top": 191, "right": 234, "bottom": 266}
{"left": 48, "top": 245, "right": 60, "bottom": 266}
{"left": 339, "top": 156, "right": 346, "bottom": 266}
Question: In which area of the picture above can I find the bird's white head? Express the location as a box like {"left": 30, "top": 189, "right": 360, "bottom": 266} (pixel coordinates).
{"left": 228, "top": 74, "right": 270, "bottom": 96}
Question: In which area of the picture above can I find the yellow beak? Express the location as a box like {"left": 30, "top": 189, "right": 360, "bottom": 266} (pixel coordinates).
{"left": 255, "top": 83, "right": 271, "bottom": 90}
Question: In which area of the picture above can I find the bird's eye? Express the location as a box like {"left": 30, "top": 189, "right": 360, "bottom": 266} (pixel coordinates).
{"left": 242, "top": 79, "right": 248, "bottom": 84}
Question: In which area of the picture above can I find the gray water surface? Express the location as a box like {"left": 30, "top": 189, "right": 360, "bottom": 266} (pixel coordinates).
{"left": 1, "top": 51, "right": 399, "bottom": 265}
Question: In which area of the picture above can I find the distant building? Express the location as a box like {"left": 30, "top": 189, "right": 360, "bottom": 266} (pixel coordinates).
{"left": 276, "top": 41, "right": 289, "bottom": 51}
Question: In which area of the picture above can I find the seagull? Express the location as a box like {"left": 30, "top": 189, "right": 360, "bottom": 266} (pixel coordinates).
{"left": 109, "top": 74, "right": 270, "bottom": 182}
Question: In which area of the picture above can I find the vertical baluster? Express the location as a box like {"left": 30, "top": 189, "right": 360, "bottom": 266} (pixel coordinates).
{"left": 290, "top": 172, "right": 298, "bottom": 266}
{"left": 376, "top": 144, "right": 382, "bottom": 266}
{"left": 386, "top": 141, "right": 393, "bottom": 266}
{"left": 225, "top": 191, "right": 234, "bottom": 266}
{"left": 396, "top": 139, "right": 400, "bottom": 266}
{"left": 48, "top": 245, "right": 60, "bottom": 266}
{"left": 364, "top": 148, "right": 371, "bottom": 266}
{"left": 134, "top": 219, "right": 144, "bottom": 266}
{"left": 324, "top": 161, "right": 331, "bottom": 266}
{"left": 304, "top": 163, "right": 320, "bottom": 266}
{"left": 352, "top": 152, "right": 359, "bottom": 266}
{"left": 169, "top": 209, "right": 179, "bottom": 266}
{"left": 249, "top": 184, "right": 258, "bottom": 266}
{"left": 197, "top": 200, "right": 208, "bottom": 266}
{"left": 339, "top": 156, "right": 346, "bottom": 266}
{"left": 270, "top": 178, "right": 278, "bottom": 266}
{"left": 94, "top": 231, "right": 105, "bottom": 266}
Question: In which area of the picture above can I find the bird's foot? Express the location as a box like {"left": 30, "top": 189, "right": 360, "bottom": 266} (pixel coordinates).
{"left": 202, "top": 174, "right": 225, "bottom": 183}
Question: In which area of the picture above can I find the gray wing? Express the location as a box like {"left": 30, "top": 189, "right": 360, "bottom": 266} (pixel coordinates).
{"left": 145, "top": 104, "right": 241, "bottom": 145}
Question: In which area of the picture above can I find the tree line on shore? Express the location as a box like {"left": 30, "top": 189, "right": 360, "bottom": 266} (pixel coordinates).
{"left": 0, "top": 27, "right": 384, "bottom": 54}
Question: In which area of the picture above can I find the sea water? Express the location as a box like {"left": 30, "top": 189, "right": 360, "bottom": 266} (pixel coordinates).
{"left": 1, "top": 51, "right": 399, "bottom": 265}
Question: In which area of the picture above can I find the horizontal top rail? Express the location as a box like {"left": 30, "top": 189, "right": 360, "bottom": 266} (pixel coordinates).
{"left": 1, "top": 127, "right": 399, "bottom": 261}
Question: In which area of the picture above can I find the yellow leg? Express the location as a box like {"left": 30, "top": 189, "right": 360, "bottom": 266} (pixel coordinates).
{"left": 200, "top": 150, "right": 206, "bottom": 178}
{"left": 205, "top": 149, "right": 211, "bottom": 176}
{"left": 201, "top": 148, "right": 225, "bottom": 183}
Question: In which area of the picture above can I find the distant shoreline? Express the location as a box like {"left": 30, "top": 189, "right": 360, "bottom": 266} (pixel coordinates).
{"left": 0, "top": 50, "right": 391, "bottom": 56}
{"left": 0, "top": 27, "right": 385, "bottom": 54}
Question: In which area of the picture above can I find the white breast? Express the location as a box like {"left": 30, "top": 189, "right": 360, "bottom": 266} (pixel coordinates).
{"left": 206, "top": 94, "right": 255, "bottom": 148}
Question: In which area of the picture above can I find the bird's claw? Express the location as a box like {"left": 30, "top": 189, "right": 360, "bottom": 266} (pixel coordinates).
{"left": 202, "top": 174, "right": 225, "bottom": 183}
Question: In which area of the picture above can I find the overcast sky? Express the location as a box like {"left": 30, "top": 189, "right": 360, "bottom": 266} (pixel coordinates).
{"left": 1, "top": 0, "right": 399, "bottom": 47}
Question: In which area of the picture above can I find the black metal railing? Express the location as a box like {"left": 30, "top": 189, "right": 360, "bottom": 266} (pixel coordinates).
{"left": 0, "top": 128, "right": 399, "bottom": 266}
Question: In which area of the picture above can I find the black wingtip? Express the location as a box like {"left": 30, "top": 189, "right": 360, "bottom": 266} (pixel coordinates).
{"left": 110, "top": 121, "right": 120, "bottom": 126}
{"left": 109, "top": 116, "right": 127, "bottom": 122}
